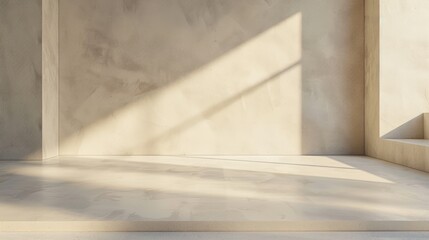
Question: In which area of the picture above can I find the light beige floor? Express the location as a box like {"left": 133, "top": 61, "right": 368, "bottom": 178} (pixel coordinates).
{"left": 1, "top": 156, "right": 429, "bottom": 231}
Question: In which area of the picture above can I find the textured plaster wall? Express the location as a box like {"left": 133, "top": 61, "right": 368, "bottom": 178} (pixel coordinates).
{"left": 365, "top": 0, "right": 429, "bottom": 172}
{"left": 59, "top": 0, "right": 364, "bottom": 155}
{"left": 379, "top": 0, "right": 429, "bottom": 139}
{"left": 0, "top": 0, "right": 43, "bottom": 160}
{"left": 42, "top": 0, "right": 59, "bottom": 159}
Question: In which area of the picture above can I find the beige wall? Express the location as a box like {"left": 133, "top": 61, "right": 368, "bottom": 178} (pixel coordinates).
{"left": 0, "top": 0, "right": 43, "bottom": 160}
{"left": 59, "top": 0, "right": 364, "bottom": 155}
{"left": 365, "top": 0, "right": 429, "bottom": 172}
{"left": 3, "top": 0, "right": 429, "bottom": 164}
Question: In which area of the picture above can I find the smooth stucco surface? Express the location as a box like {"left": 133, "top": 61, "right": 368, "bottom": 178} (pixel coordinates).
{"left": 0, "top": 0, "right": 43, "bottom": 160}
{"left": 59, "top": 0, "right": 364, "bottom": 155}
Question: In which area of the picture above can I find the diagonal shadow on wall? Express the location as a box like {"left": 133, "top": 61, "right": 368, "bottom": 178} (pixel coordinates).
{"left": 56, "top": 0, "right": 364, "bottom": 156}
{"left": 59, "top": 0, "right": 303, "bottom": 155}
{"left": 0, "top": 0, "right": 365, "bottom": 158}
{"left": 381, "top": 114, "right": 425, "bottom": 139}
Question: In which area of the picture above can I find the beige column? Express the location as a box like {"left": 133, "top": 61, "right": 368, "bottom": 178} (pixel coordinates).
{"left": 42, "top": 0, "right": 59, "bottom": 159}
